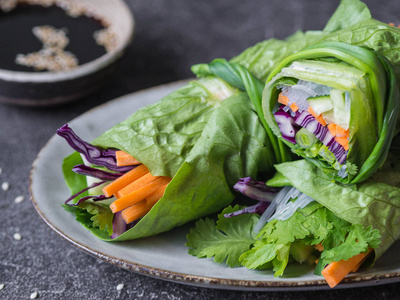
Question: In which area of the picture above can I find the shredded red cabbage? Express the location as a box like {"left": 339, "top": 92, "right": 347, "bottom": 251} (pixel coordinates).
{"left": 329, "top": 141, "right": 347, "bottom": 164}
{"left": 70, "top": 194, "right": 114, "bottom": 206}
{"left": 294, "top": 111, "right": 347, "bottom": 163}
{"left": 224, "top": 201, "right": 269, "bottom": 218}
{"left": 274, "top": 108, "right": 298, "bottom": 143}
{"left": 294, "top": 111, "right": 329, "bottom": 140}
{"left": 111, "top": 212, "right": 138, "bottom": 239}
{"left": 233, "top": 177, "right": 278, "bottom": 202}
{"left": 57, "top": 124, "right": 134, "bottom": 172}
{"left": 72, "top": 164, "right": 124, "bottom": 181}
{"left": 65, "top": 180, "right": 109, "bottom": 205}
{"left": 225, "top": 177, "right": 279, "bottom": 218}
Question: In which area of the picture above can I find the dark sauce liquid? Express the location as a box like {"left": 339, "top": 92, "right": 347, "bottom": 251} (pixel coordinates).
{"left": 0, "top": 4, "right": 107, "bottom": 72}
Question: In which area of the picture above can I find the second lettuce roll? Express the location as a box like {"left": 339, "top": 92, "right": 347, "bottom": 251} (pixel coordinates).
{"left": 262, "top": 41, "right": 399, "bottom": 183}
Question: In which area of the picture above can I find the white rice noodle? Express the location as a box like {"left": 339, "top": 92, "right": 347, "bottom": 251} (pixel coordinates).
{"left": 279, "top": 80, "right": 333, "bottom": 114}
{"left": 253, "top": 186, "right": 292, "bottom": 233}
{"left": 281, "top": 86, "right": 310, "bottom": 112}
{"left": 298, "top": 80, "right": 332, "bottom": 96}
{"left": 271, "top": 193, "right": 314, "bottom": 221}
{"left": 338, "top": 164, "right": 348, "bottom": 178}
{"left": 254, "top": 186, "right": 316, "bottom": 233}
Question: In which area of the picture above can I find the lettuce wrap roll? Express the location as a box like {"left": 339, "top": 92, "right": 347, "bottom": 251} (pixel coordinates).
{"left": 262, "top": 41, "right": 399, "bottom": 184}
{"left": 186, "top": 0, "right": 400, "bottom": 289}
{"left": 194, "top": 43, "right": 399, "bottom": 184}
{"left": 59, "top": 78, "right": 281, "bottom": 241}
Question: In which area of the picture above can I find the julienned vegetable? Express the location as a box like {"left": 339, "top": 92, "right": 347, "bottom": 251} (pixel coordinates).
{"left": 186, "top": 0, "right": 400, "bottom": 289}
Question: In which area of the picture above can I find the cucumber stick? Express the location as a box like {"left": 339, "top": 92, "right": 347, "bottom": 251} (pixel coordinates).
{"left": 307, "top": 96, "right": 333, "bottom": 115}
{"left": 329, "top": 89, "right": 350, "bottom": 129}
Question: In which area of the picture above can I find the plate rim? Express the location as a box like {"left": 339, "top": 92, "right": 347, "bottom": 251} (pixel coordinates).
{"left": 29, "top": 80, "right": 400, "bottom": 291}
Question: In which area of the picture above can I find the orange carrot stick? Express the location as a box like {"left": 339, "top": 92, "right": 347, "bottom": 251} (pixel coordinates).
{"left": 121, "top": 199, "right": 150, "bottom": 224}
{"left": 314, "top": 243, "right": 324, "bottom": 252}
{"left": 308, "top": 107, "right": 319, "bottom": 118}
{"left": 351, "top": 255, "right": 368, "bottom": 273}
{"left": 110, "top": 176, "right": 171, "bottom": 213}
{"left": 120, "top": 183, "right": 169, "bottom": 224}
{"left": 290, "top": 103, "right": 299, "bottom": 112}
{"left": 102, "top": 164, "right": 149, "bottom": 197}
{"left": 116, "top": 172, "right": 159, "bottom": 198}
{"left": 316, "top": 116, "right": 327, "bottom": 126}
{"left": 278, "top": 93, "right": 298, "bottom": 111}
{"left": 321, "top": 249, "right": 372, "bottom": 288}
{"left": 335, "top": 136, "right": 349, "bottom": 151}
{"left": 278, "top": 93, "right": 289, "bottom": 105}
{"left": 146, "top": 183, "right": 169, "bottom": 206}
{"left": 327, "top": 124, "right": 349, "bottom": 138}
{"left": 116, "top": 151, "right": 141, "bottom": 166}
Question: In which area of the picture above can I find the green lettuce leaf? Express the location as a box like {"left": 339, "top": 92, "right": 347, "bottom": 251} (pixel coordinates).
{"left": 242, "top": 203, "right": 379, "bottom": 276}
{"left": 186, "top": 188, "right": 380, "bottom": 277}
{"left": 262, "top": 41, "right": 398, "bottom": 184}
{"left": 231, "top": 31, "right": 323, "bottom": 82}
{"left": 93, "top": 77, "right": 239, "bottom": 178}
{"left": 63, "top": 203, "right": 113, "bottom": 239}
{"left": 186, "top": 205, "right": 258, "bottom": 267}
{"left": 110, "top": 93, "right": 273, "bottom": 241}
{"left": 274, "top": 159, "right": 400, "bottom": 259}
{"left": 321, "top": 20, "right": 400, "bottom": 78}
{"left": 62, "top": 152, "right": 88, "bottom": 201}
{"left": 231, "top": 0, "right": 375, "bottom": 82}
{"left": 63, "top": 93, "right": 274, "bottom": 241}
{"left": 323, "top": 0, "right": 371, "bottom": 32}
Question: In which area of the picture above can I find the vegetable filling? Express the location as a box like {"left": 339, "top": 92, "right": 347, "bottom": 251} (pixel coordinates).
{"left": 57, "top": 124, "right": 171, "bottom": 238}
{"left": 273, "top": 80, "right": 351, "bottom": 177}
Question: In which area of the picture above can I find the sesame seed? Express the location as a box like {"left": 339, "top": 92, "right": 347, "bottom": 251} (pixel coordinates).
{"left": 116, "top": 283, "right": 124, "bottom": 291}
{"left": 13, "top": 233, "right": 22, "bottom": 241}
{"left": 15, "top": 196, "right": 25, "bottom": 203}
{"left": 0, "top": 283, "right": 4, "bottom": 290}
{"left": 1, "top": 0, "right": 118, "bottom": 58}
{"left": 2, "top": 182, "right": 9, "bottom": 191}
{"left": 16, "top": 25, "right": 79, "bottom": 72}
{"left": 30, "top": 291, "right": 38, "bottom": 299}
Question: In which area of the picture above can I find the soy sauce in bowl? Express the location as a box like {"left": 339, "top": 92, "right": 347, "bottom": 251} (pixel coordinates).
{"left": 0, "top": 4, "right": 107, "bottom": 72}
{"left": 0, "top": 0, "right": 134, "bottom": 106}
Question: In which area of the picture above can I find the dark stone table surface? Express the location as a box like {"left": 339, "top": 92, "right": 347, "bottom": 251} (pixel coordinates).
{"left": 1, "top": 0, "right": 400, "bottom": 299}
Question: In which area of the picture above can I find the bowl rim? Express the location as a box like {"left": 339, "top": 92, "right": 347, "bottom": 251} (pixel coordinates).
{"left": 0, "top": 0, "right": 135, "bottom": 83}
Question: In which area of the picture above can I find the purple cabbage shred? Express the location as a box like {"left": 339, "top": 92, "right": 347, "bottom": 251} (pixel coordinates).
{"left": 226, "top": 177, "right": 279, "bottom": 218}
{"left": 111, "top": 212, "right": 139, "bottom": 239}
{"left": 72, "top": 164, "right": 124, "bottom": 181}
{"left": 273, "top": 107, "right": 299, "bottom": 144}
{"left": 69, "top": 194, "right": 113, "bottom": 206}
{"left": 233, "top": 177, "right": 279, "bottom": 202}
{"left": 57, "top": 124, "right": 134, "bottom": 172}
{"left": 65, "top": 180, "right": 110, "bottom": 205}
{"left": 224, "top": 201, "right": 270, "bottom": 218}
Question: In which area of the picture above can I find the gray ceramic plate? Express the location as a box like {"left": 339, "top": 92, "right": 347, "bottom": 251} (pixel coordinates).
{"left": 30, "top": 80, "right": 400, "bottom": 291}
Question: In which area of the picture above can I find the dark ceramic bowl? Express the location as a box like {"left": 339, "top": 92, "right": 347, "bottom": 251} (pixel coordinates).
{"left": 0, "top": 0, "right": 134, "bottom": 106}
